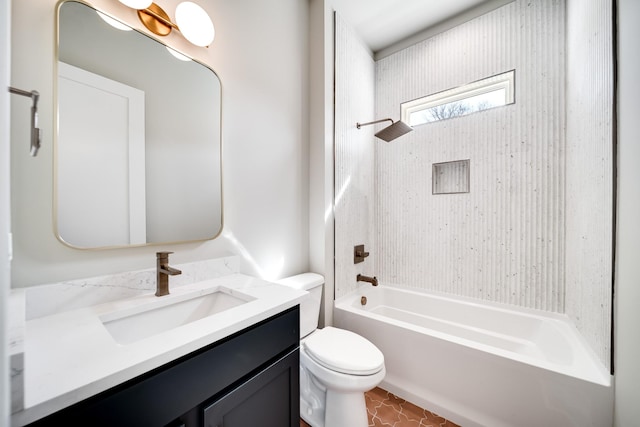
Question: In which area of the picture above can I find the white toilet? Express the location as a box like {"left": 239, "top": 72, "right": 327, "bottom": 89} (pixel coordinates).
{"left": 277, "top": 273, "right": 385, "bottom": 427}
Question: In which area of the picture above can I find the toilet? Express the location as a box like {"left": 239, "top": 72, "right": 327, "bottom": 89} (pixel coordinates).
{"left": 277, "top": 273, "right": 385, "bottom": 427}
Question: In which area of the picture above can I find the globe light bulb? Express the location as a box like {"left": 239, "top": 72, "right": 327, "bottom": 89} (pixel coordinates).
{"left": 118, "top": 0, "right": 153, "bottom": 9}
{"left": 175, "top": 2, "right": 215, "bottom": 47}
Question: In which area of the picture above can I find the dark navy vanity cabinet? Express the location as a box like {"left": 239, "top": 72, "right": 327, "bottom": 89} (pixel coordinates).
{"left": 28, "top": 306, "right": 300, "bottom": 427}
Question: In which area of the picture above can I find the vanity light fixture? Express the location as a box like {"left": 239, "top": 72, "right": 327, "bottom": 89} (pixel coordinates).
{"left": 118, "top": 0, "right": 215, "bottom": 47}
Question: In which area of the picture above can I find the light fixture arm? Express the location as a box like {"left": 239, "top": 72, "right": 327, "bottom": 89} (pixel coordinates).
{"left": 139, "top": 5, "right": 179, "bottom": 31}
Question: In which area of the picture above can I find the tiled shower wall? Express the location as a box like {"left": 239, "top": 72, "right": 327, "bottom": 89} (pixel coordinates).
{"left": 334, "top": 13, "right": 376, "bottom": 298}
{"left": 375, "top": 0, "right": 566, "bottom": 311}
{"left": 564, "top": 0, "right": 613, "bottom": 368}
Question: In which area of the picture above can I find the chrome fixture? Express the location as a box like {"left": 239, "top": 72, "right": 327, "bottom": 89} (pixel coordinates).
{"left": 357, "top": 274, "right": 378, "bottom": 287}
{"left": 118, "top": 0, "right": 215, "bottom": 47}
{"left": 356, "top": 118, "right": 413, "bottom": 142}
{"left": 354, "top": 244, "right": 370, "bottom": 264}
{"left": 156, "top": 251, "right": 182, "bottom": 296}
{"left": 8, "top": 86, "right": 41, "bottom": 156}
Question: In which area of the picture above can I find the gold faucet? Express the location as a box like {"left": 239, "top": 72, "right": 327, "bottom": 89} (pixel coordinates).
{"left": 357, "top": 274, "right": 378, "bottom": 286}
{"left": 156, "top": 251, "right": 182, "bottom": 296}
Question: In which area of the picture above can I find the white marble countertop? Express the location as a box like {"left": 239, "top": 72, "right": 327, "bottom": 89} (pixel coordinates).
{"left": 10, "top": 273, "right": 307, "bottom": 426}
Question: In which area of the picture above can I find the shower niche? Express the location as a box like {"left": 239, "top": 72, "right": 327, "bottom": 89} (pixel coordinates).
{"left": 432, "top": 160, "right": 470, "bottom": 195}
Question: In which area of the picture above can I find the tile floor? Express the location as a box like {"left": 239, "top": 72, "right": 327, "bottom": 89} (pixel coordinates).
{"left": 299, "top": 387, "right": 460, "bottom": 427}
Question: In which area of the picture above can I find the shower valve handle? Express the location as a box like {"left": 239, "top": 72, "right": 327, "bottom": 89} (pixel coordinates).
{"left": 354, "top": 244, "right": 370, "bottom": 264}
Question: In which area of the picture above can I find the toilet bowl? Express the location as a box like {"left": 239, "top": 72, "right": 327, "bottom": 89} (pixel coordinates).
{"left": 300, "top": 326, "right": 386, "bottom": 427}
{"left": 276, "top": 273, "right": 385, "bottom": 427}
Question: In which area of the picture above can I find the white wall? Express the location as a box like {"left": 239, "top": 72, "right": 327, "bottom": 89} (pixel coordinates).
{"left": 309, "top": 0, "right": 336, "bottom": 326}
{"left": 1, "top": 0, "right": 11, "bottom": 423}
{"left": 10, "top": 0, "right": 310, "bottom": 287}
{"left": 614, "top": 0, "right": 640, "bottom": 423}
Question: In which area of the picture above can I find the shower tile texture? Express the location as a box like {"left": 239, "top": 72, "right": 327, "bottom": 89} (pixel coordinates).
{"left": 334, "top": 12, "right": 377, "bottom": 298}
{"left": 299, "top": 387, "right": 459, "bottom": 427}
{"left": 563, "top": 0, "right": 614, "bottom": 370}
{"left": 374, "top": 0, "right": 567, "bottom": 313}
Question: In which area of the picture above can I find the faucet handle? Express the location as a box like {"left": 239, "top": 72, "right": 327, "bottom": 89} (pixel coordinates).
{"left": 157, "top": 251, "right": 174, "bottom": 258}
{"left": 354, "top": 244, "right": 370, "bottom": 264}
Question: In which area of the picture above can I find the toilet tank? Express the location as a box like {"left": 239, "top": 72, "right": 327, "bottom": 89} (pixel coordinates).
{"left": 276, "top": 273, "right": 324, "bottom": 338}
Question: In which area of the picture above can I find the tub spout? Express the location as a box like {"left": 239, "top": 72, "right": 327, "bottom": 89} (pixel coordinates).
{"left": 357, "top": 274, "right": 378, "bottom": 286}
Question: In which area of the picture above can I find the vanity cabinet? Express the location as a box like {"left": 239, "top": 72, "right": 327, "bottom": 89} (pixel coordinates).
{"left": 201, "top": 349, "right": 298, "bottom": 427}
{"left": 28, "top": 306, "right": 300, "bottom": 427}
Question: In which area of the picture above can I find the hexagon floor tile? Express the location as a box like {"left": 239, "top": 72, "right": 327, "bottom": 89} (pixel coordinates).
{"left": 300, "top": 387, "right": 460, "bottom": 427}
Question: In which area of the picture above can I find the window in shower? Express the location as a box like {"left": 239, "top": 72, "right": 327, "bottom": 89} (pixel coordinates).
{"left": 401, "top": 70, "right": 515, "bottom": 127}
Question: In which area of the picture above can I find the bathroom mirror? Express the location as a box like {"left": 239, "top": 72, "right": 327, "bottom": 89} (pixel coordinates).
{"left": 55, "top": 1, "right": 222, "bottom": 249}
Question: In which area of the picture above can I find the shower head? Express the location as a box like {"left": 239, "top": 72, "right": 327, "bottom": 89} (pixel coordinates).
{"left": 356, "top": 118, "right": 413, "bottom": 142}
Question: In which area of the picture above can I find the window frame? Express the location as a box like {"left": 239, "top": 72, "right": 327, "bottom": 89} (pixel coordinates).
{"left": 400, "top": 70, "right": 515, "bottom": 126}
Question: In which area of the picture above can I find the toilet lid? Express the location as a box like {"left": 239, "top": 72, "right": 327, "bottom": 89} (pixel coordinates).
{"left": 303, "top": 327, "right": 384, "bottom": 375}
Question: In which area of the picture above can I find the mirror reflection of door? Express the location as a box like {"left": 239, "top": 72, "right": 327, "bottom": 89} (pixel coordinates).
{"left": 58, "top": 62, "right": 146, "bottom": 247}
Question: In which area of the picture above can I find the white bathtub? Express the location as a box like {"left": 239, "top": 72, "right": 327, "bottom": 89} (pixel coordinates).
{"left": 334, "top": 285, "right": 613, "bottom": 427}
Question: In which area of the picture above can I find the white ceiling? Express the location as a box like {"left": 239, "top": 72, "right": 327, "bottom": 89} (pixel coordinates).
{"left": 331, "top": 0, "right": 507, "bottom": 54}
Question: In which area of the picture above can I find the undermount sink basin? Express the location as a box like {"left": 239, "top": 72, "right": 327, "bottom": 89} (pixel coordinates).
{"left": 100, "top": 287, "right": 255, "bottom": 345}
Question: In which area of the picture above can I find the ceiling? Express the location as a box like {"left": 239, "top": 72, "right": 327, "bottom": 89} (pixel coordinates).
{"left": 331, "top": 0, "right": 509, "bottom": 54}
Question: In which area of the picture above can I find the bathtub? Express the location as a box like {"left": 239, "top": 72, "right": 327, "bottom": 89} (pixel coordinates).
{"left": 334, "top": 285, "right": 613, "bottom": 427}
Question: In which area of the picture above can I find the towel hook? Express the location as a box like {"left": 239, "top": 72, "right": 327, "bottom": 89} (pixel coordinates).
{"left": 8, "top": 86, "right": 41, "bottom": 157}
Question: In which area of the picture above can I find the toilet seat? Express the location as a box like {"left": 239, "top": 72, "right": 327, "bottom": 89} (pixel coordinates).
{"left": 303, "top": 327, "right": 384, "bottom": 375}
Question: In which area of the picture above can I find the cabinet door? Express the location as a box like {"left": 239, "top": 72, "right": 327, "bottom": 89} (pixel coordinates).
{"left": 203, "top": 349, "right": 299, "bottom": 427}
